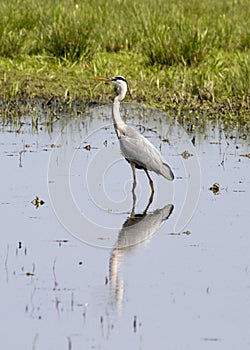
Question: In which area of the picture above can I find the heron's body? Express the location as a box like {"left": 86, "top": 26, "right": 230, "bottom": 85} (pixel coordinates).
{"left": 119, "top": 124, "right": 173, "bottom": 179}
{"left": 95, "top": 75, "right": 174, "bottom": 190}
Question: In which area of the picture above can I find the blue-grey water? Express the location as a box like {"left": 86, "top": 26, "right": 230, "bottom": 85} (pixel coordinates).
{"left": 0, "top": 105, "right": 249, "bottom": 350}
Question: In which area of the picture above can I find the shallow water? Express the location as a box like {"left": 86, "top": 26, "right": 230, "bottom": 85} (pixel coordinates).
{"left": 0, "top": 105, "right": 249, "bottom": 350}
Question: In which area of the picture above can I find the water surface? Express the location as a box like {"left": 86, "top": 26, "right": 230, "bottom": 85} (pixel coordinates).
{"left": 0, "top": 106, "right": 249, "bottom": 349}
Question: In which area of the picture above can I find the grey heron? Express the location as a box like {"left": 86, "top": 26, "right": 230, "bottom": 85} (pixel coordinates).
{"left": 95, "top": 75, "right": 174, "bottom": 192}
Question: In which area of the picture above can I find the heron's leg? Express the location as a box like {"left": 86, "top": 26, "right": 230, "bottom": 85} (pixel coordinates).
{"left": 130, "top": 163, "right": 136, "bottom": 188}
{"left": 130, "top": 163, "right": 137, "bottom": 217}
{"left": 144, "top": 169, "right": 154, "bottom": 194}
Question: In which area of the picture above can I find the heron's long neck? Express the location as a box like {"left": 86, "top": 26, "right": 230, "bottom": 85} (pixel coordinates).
{"left": 112, "top": 96, "right": 126, "bottom": 135}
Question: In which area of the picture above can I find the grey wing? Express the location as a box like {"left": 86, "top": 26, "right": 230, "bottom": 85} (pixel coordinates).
{"left": 119, "top": 126, "right": 165, "bottom": 173}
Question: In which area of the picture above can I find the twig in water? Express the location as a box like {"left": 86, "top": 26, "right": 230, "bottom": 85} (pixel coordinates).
{"left": 5, "top": 244, "right": 9, "bottom": 283}
{"left": 220, "top": 141, "right": 230, "bottom": 167}
{"left": 32, "top": 333, "right": 39, "bottom": 350}
{"left": 67, "top": 336, "right": 72, "bottom": 350}
{"left": 52, "top": 258, "right": 58, "bottom": 290}
{"left": 19, "top": 149, "right": 26, "bottom": 168}
{"left": 71, "top": 292, "right": 74, "bottom": 312}
{"left": 133, "top": 316, "right": 137, "bottom": 333}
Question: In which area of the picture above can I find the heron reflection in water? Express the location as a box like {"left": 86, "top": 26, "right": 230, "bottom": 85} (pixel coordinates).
{"left": 109, "top": 191, "right": 174, "bottom": 309}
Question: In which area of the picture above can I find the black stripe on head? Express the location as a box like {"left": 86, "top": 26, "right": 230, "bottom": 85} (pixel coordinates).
{"left": 112, "top": 76, "right": 127, "bottom": 83}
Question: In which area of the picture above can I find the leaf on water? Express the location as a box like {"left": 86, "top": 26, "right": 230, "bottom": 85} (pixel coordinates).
{"left": 31, "top": 196, "right": 45, "bottom": 208}
{"left": 84, "top": 144, "right": 91, "bottom": 151}
{"left": 209, "top": 183, "right": 220, "bottom": 195}
{"left": 240, "top": 153, "right": 250, "bottom": 159}
{"left": 183, "top": 230, "right": 192, "bottom": 235}
{"left": 181, "top": 150, "right": 193, "bottom": 159}
{"left": 26, "top": 272, "right": 34, "bottom": 276}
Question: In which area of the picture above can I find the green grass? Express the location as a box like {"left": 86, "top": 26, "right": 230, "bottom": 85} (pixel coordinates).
{"left": 0, "top": 0, "right": 249, "bottom": 131}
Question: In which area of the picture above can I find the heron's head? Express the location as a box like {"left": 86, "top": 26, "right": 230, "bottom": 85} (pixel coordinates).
{"left": 95, "top": 75, "right": 129, "bottom": 101}
{"left": 110, "top": 75, "right": 127, "bottom": 88}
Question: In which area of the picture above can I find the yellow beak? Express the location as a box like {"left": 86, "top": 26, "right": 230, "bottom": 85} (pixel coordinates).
{"left": 94, "top": 77, "right": 112, "bottom": 82}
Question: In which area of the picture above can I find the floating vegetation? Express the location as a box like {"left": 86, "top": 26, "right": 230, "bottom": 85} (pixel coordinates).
{"left": 240, "top": 153, "right": 250, "bottom": 159}
{"left": 26, "top": 272, "right": 35, "bottom": 277}
{"left": 84, "top": 145, "right": 91, "bottom": 151}
{"left": 209, "top": 183, "right": 220, "bottom": 195}
{"left": 31, "top": 196, "right": 45, "bottom": 208}
{"left": 181, "top": 150, "right": 193, "bottom": 159}
{"left": 183, "top": 230, "right": 192, "bottom": 235}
